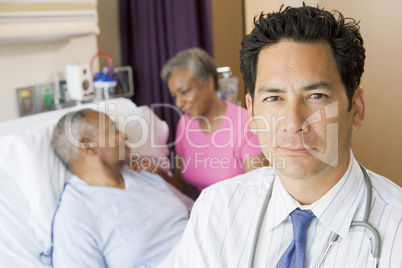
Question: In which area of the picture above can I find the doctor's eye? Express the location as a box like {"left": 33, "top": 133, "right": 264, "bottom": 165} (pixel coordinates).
{"left": 309, "top": 93, "right": 326, "bottom": 99}
{"left": 264, "top": 96, "right": 280, "bottom": 102}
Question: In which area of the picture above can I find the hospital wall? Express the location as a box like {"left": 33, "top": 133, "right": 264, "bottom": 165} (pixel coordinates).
{"left": 245, "top": 0, "right": 402, "bottom": 185}
{"left": 0, "top": 35, "right": 98, "bottom": 122}
{"left": 0, "top": 0, "right": 116, "bottom": 123}
{"left": 211, "top": 0, "right": 246, "bottom": 107}
{"left": 96, "top": 0, "right": 122, "bottom": 69}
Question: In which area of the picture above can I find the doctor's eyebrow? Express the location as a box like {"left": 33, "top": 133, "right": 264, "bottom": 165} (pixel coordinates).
{"left": 303, "top": 81, "right": 333, "bottom": 91}
{"left": 255, "top": 87, "right": 285, "bottom": 96}
{"left": 256, "top": 81, "right": 333, "bottom": 96}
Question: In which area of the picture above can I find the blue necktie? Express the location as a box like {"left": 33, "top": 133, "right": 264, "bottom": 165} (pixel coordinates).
{"left": 276, "top": 209, "right": 315, "bottom": 268}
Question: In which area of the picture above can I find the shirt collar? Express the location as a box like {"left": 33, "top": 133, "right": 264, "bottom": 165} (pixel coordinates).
{"left": 69, "top": 175, "right": 87, "bottom": 185}
{"left": 68, "top": 167, "right": 130, "bottom": 190}
{"left": 265, "top": 174, "right": 299, "bottom": 231}
{"left": 265, "top": 151, "right": 366, "bottom": 239}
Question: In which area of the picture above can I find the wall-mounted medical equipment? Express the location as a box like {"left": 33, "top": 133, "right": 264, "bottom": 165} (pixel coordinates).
{"left": 65, "top": 65, "right": 94, "bottom": 102}
{"left": 14, "top": 75, "right": 75, "bottom": 118}
{"left": 90, "top": 51, "right": 134, "bottom": 101}
{"left": 90, "top": 51, "right": 116, "bottom": 101}
{"left": 14, "top": 51, "right": 134, "bottom": 117}
{"left": 15, "top": 86, "right": 38, "bottom": 117}
{"left": 217, "top": 66, "right": 239, "bottom": 104}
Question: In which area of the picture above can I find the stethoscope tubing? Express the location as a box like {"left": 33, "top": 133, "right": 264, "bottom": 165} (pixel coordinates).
{"left": 248, "top": 179, "right": 274, "bottom": 268}
{"left": 248, "top": 163, "right": 381, "bottom": 268}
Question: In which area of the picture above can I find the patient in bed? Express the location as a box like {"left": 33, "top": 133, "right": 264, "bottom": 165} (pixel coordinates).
{"left": 43, "top": 109, "right": 193, "bottom": 267}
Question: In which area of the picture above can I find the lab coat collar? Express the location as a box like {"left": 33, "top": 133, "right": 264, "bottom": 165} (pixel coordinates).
{"left": 265, "top": 151, "right": 365, "bottom": 239}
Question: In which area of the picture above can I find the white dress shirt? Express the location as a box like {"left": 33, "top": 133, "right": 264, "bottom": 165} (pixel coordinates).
{"left": 174, "top": 153, "right": 402, "bottom": 267}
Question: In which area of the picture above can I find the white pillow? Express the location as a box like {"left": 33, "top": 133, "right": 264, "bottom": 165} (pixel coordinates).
{"left": 0, "top": 99, "right": 170, "bottom": 262}
{"left": 118, "top": 106, "right": 170, "bottom": 171}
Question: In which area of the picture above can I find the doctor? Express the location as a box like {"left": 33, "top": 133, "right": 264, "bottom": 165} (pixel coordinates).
{"left": 174, "top": 5, "right": 402, "bottom": 267}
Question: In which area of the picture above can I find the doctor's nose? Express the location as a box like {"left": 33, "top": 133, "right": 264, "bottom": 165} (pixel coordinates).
{"left": 282, "top": 103, "right": 309, "bottom": 134}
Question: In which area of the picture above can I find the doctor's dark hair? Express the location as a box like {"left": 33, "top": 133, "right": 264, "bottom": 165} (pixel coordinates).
{"left": 161, "top": 48, "right": 219, "bottom": 91}
{"left": 240, "top": 5, "right": 365, "bottom": 109}
{"left": 52, "top": 109, "right": 96, "bottom": 168}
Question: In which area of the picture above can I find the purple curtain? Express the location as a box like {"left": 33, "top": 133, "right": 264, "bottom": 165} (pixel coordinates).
{"left": 119, "top": 0, "right": 214, "bottom": 150}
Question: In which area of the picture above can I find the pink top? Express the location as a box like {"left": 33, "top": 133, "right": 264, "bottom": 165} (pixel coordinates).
{"left": 175, "top": 101, "right": 262, "bottom": 191}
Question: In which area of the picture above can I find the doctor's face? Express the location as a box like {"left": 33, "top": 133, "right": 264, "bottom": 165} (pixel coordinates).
{"left": 246, "top": 41, "right": 364, "bottom": 180}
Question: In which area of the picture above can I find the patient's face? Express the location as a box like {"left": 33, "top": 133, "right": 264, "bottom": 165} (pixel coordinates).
{"left": 87, "top": 111, "right": 130, "bottom": 169}
{"left": 168, "top": 67, "right": 211, "bottom": 118}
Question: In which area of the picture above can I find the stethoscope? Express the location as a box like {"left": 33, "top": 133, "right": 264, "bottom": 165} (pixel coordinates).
{"left": 248, "top": 163, "right": 381, "bottom": 268}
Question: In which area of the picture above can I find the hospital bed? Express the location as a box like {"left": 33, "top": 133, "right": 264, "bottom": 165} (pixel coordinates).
{"left": 0, "top": 98, "right": 170, "bottom": 267}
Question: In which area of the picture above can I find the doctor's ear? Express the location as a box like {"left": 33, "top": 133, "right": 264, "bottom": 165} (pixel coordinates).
{"left": 246, "top": 92, "right": 257, "bottom": 133}
{"left": 352, "top": 86, "right": 365, "bottom": 130}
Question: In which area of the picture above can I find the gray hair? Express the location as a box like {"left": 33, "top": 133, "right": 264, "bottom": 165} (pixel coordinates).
{"left": 161, "top": 48, "right": 219, "bottom": 91}
{"left": 52, "top": 109, "right": 96, "bottom": 168}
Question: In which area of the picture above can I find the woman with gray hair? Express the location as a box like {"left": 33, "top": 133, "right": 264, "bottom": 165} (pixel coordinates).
{"left": 161, "top": 48, "right": 267, "bottom": 198}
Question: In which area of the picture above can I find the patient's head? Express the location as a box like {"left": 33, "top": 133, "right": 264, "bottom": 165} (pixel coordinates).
{"left": 52, "top": 109, "right": 129, "bottom": 172}
{"left": 53, "top": 109, "right": 95, "bottom": 168}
